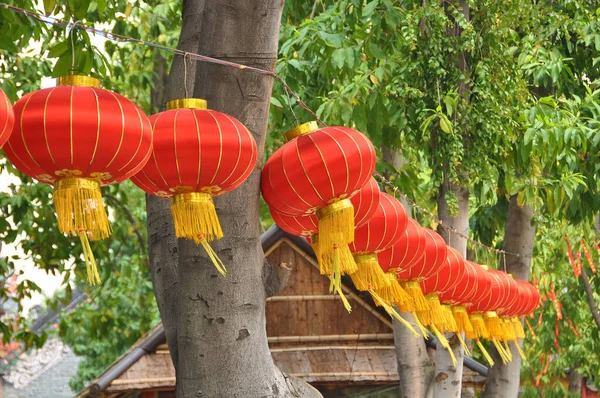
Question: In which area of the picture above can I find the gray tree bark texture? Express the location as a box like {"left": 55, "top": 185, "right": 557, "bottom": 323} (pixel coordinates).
{"left": 568, "top": 365, "right": 583, "bottom": 396}
{"left": 436, "top": 177, "right": 468, "bottom": 398}
{"left": 146, "top": 1, "right": 322, "bottom": 397}
{"left": 383, "top": 147, "right": 436, "bottom": 397}
{"left": 482, "top": 196, "right": 536, "bottom": 398}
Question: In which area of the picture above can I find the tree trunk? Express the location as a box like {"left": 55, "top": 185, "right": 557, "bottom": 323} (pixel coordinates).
{"left": 568, "top": 365, "right": 583, "bottom": 396}
{"left": 147, "top": 1, "right": 322, "bottom": 396}
{"left": 436, "top": 177, "right": 468, "bottom": 398}
{"left": 383, "top": 147, "right": 435, "bottom": 397}
{"left": 482, "top": 195, "right": 536, "bottom": 398}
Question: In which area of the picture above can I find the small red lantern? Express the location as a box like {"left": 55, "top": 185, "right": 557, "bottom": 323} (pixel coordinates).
{"left": 418, "top": 246, "right": 465, "bottom": 329}
{"left": 377, "top": 218, "right": 426, "bottom": 273}
{"left": 131, "top": 98, "right": 257, "bottom": 274}
{"left": 5, "top": 76, "right": 152, "bottom": 283}
{"left": 395, "top": 228, "right": 448, "bottom": 311}
{"left": 349, "top": 192, "right": 408, "bottom": 292}
{"left": 438, "top": 260, "right": 479, "bottom": 333}
{"left": 0, "top": 88, "right": 14, "bottom": 149}
{"left": 261, "top": 121, "right": 376, "bottom": 278}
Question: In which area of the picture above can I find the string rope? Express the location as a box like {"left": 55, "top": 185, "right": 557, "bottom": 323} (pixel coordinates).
{"left": 3, "top": 2, "right": 525, "bottom": 259}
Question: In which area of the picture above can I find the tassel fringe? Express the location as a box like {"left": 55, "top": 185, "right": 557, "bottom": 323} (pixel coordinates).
{"left": 172, "top": 193, "right": 223, "bottom": 243}
{"left": 484, "top": 312, "right": 503, "bottom": 339}
{"left": 401, "top": 281, "right": 429, "bottom": 312}
{"left": 313, "top": 235, "right": 357, "bottom": 276}
{"left": 513, "top": 317, "right": 526, "bottom": 339}
{"left": 513, "top": 340, "right": 526, "bottom": 360}
{"left": 431, "top": 324, "right": 456, "bottom": 367}
{"left": 411, "top": 312, "right": 430, "bottom": 338}
{"left": 442, "top": 305, "right": 458, "bottom": 333}
{"left": 78, "top": 229, "right": 101, "bottom": 285}
{"left": 468, "top": 314, "right": 489, "bottom": 340}
{"left": 457, "top": 332, "right": 471, "bottom": 356}
{"left": 476, "top": 338, "right": 495, "bottom": 367}
{"left": 329, "top": 275, "right": 352, "bottom": 313}
{"left": 453, "top": 306, "right": 473, "bottom": 333}
{"left": 374, "top": 272, "right": 412, "bottom": 309}
{"left": 493, "top": 338, "right": 511, "bottom": 364}
{"left": 54, "top": 178, "right": 110, "bottom": 240}
{"left": 351, "top": 254, "right": 390, "bottom": 291}
{"left": 316, "top": 199, "right": 356, "bottom": 275}
{"left": 417, "top": 294, "right": 445, "bottom": 328}
{"left": 199, "top": 236, "right": 227, "bottom": 276}
{"left": 369, "top": 290, "right": 418, "bottom": 337}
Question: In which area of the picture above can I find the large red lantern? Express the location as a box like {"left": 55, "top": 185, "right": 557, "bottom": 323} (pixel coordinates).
{"left": 131, "top": 98, "right": 257, "bottom": 274}
{"left": 270, "top": 177, "right": 380, "bottom": 278}
{"left": 261, "top": 121, "right": 376, "bottom": 278}
{"left": 0, "top": 88, "right": 14, "bottom": 148}
{"left": 395, "top": 228, "right": 448, "bottom": 311}
{"left": 377, "top": 218, "right": 426, "bottom": 273}
{"left": 5, "top": 76, "right": 152, "bottom": 283}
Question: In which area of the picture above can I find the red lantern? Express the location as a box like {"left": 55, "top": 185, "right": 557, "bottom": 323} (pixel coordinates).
{"left": 131, "top": 98, "right": 257, "bottom": 274}
{"left": 5, "top": 76, "right": 152, "bottom": 283}
{"left": 261, "top": 121, "right": 376, "bottom": 278}
{"left": 438, "top": 260, "right": 479, "bottom": 333}
{"left": 349, "top": 192, "right": 408, "bottom": 291}
{"left": 377, "top": 218, "right": 426, "bottom": 273}
{"left": 418, "top": 246, "right": 465, "bottom": 329}
{"left": 0, "top": 88, "right": 14, "bottom": 149}
{"left": 395, "top": 228, "right": 448, "bottom": 311}
{"left": 270, "top": 177, "right": 380, "bottom": 276}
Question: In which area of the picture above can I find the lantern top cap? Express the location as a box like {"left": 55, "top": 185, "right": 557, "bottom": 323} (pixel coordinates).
{"left": 284, "top": 121, "right": 320, "bottom": 142}
{"left": 57, "top": 75, "right": 101, "bottom": 88}
{"left": 166, "top": 98, "right": 208, "bottom": 110}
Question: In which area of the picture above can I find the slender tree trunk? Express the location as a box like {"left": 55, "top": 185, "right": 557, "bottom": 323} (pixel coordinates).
{"left": 436, "top": 177, "right": 468, "bottom": 398}
{"left": 482, "top": 196, "right": 536, "bottom": 398}
{"left": 147, "top": 1, "right": 321, "bottom": 396}
{"left": 383, "top": 147, "right": 436, "bottom": 398}
{"left": 568, "top": 364, "right": 583, "bottom": 396}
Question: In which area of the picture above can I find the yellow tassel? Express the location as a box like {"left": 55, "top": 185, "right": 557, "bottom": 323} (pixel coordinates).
{"left": 172, "top": 192, "right": 223, "bottom": 243}
{"left": 493, "top": 338, "right": 511, "bottom": 364}
{"left": 484, "top": 312, "right": 503, "bottom": 339}
{"left": 513, "top": 340, "right": 526, "bottom": 360}
{"left": 503, "top": 340, "right": 513, "bottom": 362}
{"left": 369, "top": 290, "right": 418, "bottom": 337}
{"left": 468, "top": 313, "right": 489, "bottom": 340}
{"left": 350, "top": 253, "right": 390, "bottom": 291}
{"left": 401, "top": 281, "right": 429, "bottom": 311}
{"left": 328, "top": 275, "right": 352, "bottom": 313}
{"left": 453, "top": 306, "right": 473, "bottom": 333}
{"left": 513, "top": 317, "right": 526, "bottom": 339}
{"left": 78, "top": 229, "right": 101, "bottom": 285}
{"left": 328, "top": 244, "right": 342, "bottom": 293}
{"left": 54, "top": 177, "right": 110, "bottom": 240}
{"left": 457, "top": 332, "right": 471, "bottom": 356}
{"left": 374, "top": 272, "right": 412, "bottom": 309}
{"left": 442, "top": 305, "right": 458, "bottom": 333}
{"left": 476, "top": 338, "right": 495, "bottom": 367}
{"left": 501, "top": 318, "right": 515, "bottom": 341}
{"left": 313, "top": 234, "right": 357, "bottom": 276}
{"left": 411, "top": 312, "right": 430, "bottom": 338}
{"left": 199, "top": 236, "right": 227, "bottom": 276}
{"left": 316, "top": 199, "right": 355, "bottom": 275}
{"left": 417, "top": 294, "right": 446, "bottom": 328}
{"left": 431, "top": 324, "right": 456, "bottom": 367}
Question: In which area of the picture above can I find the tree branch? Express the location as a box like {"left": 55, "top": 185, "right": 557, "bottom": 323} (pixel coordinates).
{"left": 580, "top": 270, "right": 600, "bottom": 329}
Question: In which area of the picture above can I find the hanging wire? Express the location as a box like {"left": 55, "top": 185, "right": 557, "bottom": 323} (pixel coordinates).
{"left": 183, "top": 52, "right": 191, "bottom": 98}
{"left": 2, "top": 2, "right": 526, "bottom": 260}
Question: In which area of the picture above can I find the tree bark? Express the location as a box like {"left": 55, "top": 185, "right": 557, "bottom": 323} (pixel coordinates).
{"left": 568, "top": 364, "right": 583, "bottom": 396}
{"left": 383, "top": 147, "right": 435, "bottom": 397}
{"left": 146, "top": 1, "right": 321, "bottom": 397}
{"left": 482, "top": 195, "right": 535, "bottom": 398}
{"left": 166, "top": 1, "right": 320, "bottom": 397}
{"left": 436, "top": 177, "right": 468, "bottom": 398}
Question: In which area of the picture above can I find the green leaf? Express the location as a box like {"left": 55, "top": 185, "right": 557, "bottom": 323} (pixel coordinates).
{"left": 43, "top": 0, "right": 57, "bottom": 15}
{"left": 332, "top": 48, "right": 345, "bottom": 69}
{"left": 368, "top": 43, "right": 386, "bottom": 59}
{"left": 48, "top": 41, "right": 69, "bottom": 58}
{"left": 362, "top": 1, "right": 379, "bottom": 18}
{"left": 439, "top": 115, "right": 452, "bottom": 134}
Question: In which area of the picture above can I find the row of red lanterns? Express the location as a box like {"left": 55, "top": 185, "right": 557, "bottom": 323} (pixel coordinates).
{"left": 0, "top": 77, "right": 258, "bottom": 282}
{"left": 261, "top": 121, "right": 540, "bottom": 365}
